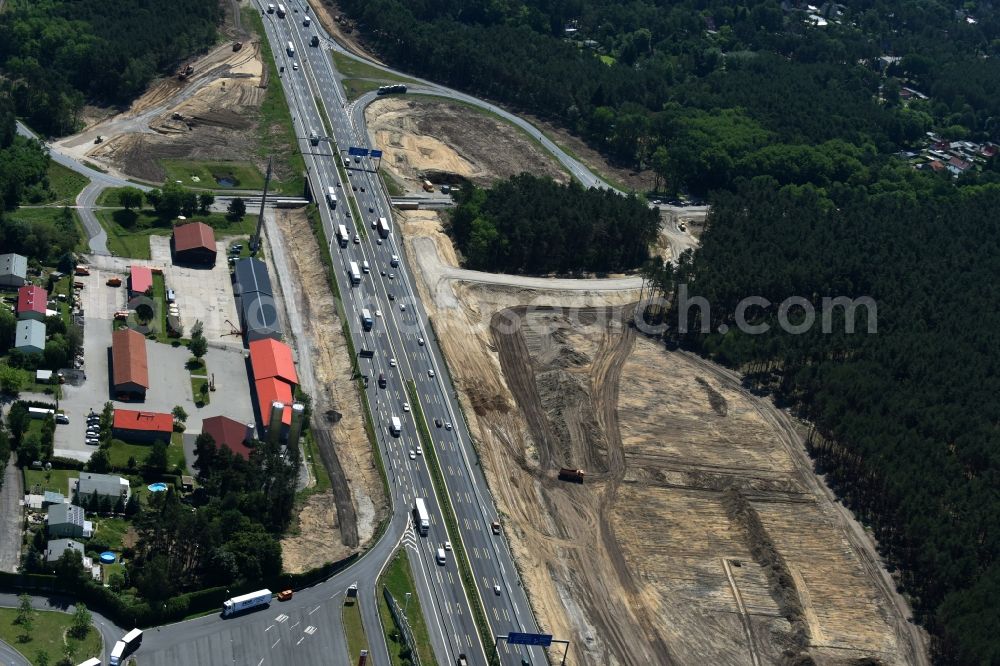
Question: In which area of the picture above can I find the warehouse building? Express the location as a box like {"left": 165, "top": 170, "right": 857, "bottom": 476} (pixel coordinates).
{"left": 248, "top": 338, "right": 299, "bottom": 434}
{"left": 201, "top": 415, "right": 255, "bottom": 460}
{"left": 111, "top": 327, "right": 149, "bottom": 400}
{"left": 233, "top": 258, "right": 281, "bottom": 341}
{"left": 172, "top": 221, "right": 217, "bottom": 266}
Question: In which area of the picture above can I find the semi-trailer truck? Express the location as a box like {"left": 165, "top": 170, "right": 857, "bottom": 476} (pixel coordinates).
{"left": 222, "top": 589, "right": 272, "bottom": 617}
{"left": 413, "top": 498, "right": 430, "bottom": 535}
{"left": 361, "top": 309, "right": 373, "bottom": 331}
{"left": 327, "top": 186, "right": 338, "bottom": 209}
{"left": 109, "top": 628, "right": 143, "bottom": 665}
{"left": 286, "top": 41, "right": 295, "bottom": 57}
{"left": 337, "top": 224, "right": 349, "bottom": 248}
{"left": 390, "top": 416, "right": 402, "bottom": 437}
{"left": 376, "top": 217, "right": 390, "bottom": 238}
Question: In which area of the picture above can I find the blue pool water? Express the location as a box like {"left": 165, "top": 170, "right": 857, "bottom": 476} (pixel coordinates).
{"left": 147, "top": 482, "right": 168, "bottom": 492}
{"left": 99, "top": 552, "right": 116, "bottom": 564}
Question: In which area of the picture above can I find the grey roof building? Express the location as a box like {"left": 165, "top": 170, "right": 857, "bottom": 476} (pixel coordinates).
{"left": 43, "top": 491, "right": 65, "bottom": 507}
{"left": 234, "top": 258, "right": 281, "bottom": 342}
{"left": 0, "top": 253, "right": 27, "bottom": 287}
{"left": 46, "top": 538, "right": 84, "bottom": 563}
{"left": 74, "top": 472, "right": 131, "bottom": 503}
{"left": 14, "top": 319, "right": 45, "bottom": 355}
{"left": 47, "top": 503, "right": 85, "bottom": 538}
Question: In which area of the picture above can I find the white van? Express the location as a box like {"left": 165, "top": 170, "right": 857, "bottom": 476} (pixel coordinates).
{"left": 436, "top": 548, "right": 446, "bottom": 565}
{"left": 166, "top": 288, "right": 176, "bottom": 303}
{"left": 362, "top": 260, "right": 370, "bottom": 273}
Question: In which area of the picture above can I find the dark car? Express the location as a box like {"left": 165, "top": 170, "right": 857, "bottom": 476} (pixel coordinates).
{"left": 387, "top": 292, "right": 395, "bottom": 300}
{"left": 352, "top": 185, "right": 357, "bottom": 191}
{"left": 435, "top": 418, "right": 442, "bottom": 428}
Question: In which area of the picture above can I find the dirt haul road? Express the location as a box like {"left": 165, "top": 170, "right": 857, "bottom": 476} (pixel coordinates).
{"left": 398, "top": 210, "right": 923, "bottom": 666}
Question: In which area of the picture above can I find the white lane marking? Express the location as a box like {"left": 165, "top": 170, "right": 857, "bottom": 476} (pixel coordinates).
{"left": 265, "top": 624, "right": 275, "bottom": 631}
{"left": 271, "top": 638, "right": 280, "bottom": 649}
{"left": 309, "top": 605, "right": 320, "bottom": 614}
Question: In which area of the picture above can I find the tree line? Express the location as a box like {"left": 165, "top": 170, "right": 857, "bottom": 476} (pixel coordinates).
{"left": 448, "top": 174, "right": 658, "bottom": 274}
{"left": 0, "top": 0, "right": 221, "bottom": 136}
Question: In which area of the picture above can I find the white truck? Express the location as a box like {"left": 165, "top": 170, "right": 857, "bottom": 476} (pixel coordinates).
{"left": 376, "top": 216, "right": 390, "bottom": 239}
{"left": 28, "top": 407, "right": 55, "bottom": 419}
{"left": 337, "top": 224, "right": 349, "bottom": 248}
{"left": 223, "top": 589, "right": 272, "bottom": 617}
{"left": 349, "top": 261, "right": 362, "bottom": 285}
{"left": 266, "top": 3, "right": 275, "bottom": 12}
{"left": 286, "top": 41, "right": 295, "bottom": 57}
{"left": 414, "top": 497, "right": 430, "bottom": 535}
{"left": 303, "top": 16, "right": 311, "bottom": 26}
{"left": 109, "top": 628, "right": 143, "bottom": 665}
{"left": 326, "top": 186, "right": 338, "bottom": 209}
{"left": 361, "top": 308, "right": 373, "bottom": 331}
{"left": 390, "top": 416, "right": 402, "bottom": 437}
{"left": 276, "top": 3, "right": 287, "bottom": 17}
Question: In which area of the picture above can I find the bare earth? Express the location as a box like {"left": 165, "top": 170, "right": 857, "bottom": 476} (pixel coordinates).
{"left": 273, "top": 210, "right": 388, "bottom": 572}
{"left": 398, "top": 204, "right": 924, "bottom": 665}
{"left": 365, "top": 97, "right": 569, "bottom": 193}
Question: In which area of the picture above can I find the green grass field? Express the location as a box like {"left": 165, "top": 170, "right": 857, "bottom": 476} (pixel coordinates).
{"left": 245, "top": 8, "right": 306, "bottom": 196}
{"left": 342, "top": 598, "right": 369, "bottom": 661}
{"left": 377, "top": 550, "right": 436, "bottom": 666}
{"left": 107, "top": 438, "right": 186, "bottom": 473}
{"left": 92, "top": 516, "right": 131, "bottom": 551}
{"left": 331, "top": 52, "right": 417, "bottom": 84}
{"left": 160, "top": 159, "right": 265, "bottom": 190}
{"left": 23, "top": 468, "right": 76, "bottom": 496}
{"left": 342, "top": 78, "right": 383, "bottom": 102}
{"left": 0, "top": 607, "right": 102, "bottom": 666}
{"left": 46, "top": 162, "right": 89, "bottom": 203}
{"left": 95, "top": 209, "right": 254, "bottom": 259}
{"left": 7, "top": 206, "right": 90, "bottom": 253}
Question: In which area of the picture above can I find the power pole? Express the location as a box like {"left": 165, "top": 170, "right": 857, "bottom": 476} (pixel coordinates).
{"left": 250, "top": 157, "right": 272, "bottom": 255}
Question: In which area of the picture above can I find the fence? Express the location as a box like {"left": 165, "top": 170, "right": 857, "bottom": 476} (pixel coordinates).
{"left": 383, "top": 585, "right": 421, "bottom": 666}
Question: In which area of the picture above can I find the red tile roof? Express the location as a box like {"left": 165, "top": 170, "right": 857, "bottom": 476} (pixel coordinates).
{"left": 112, "top": 328, "right": 149, "bottom": 389}
{"left": 130, "top": 265, "right": 153, "bottom": 294}
{"left": 201, "top": 415, "right": 252, "bottom": 459}
{"left": 16, "top": 285, "right": 47, "bottom": 316}
{"left": 255, "top": 377, "right": 293, "bottom": 427}
{"left": 173, "top": 222, "right": 216, "bottom": 253}
{"left": 249, "top": 338, "right": 299, "bottom": 385}
{"left": 112, "top": 409, "right": 172, "bottom": 433}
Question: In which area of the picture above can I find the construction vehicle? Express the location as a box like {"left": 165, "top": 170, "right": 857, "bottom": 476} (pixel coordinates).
{"left": 177, "top": 64, "right": 194, "bottom": 80}
{"left": 558, "top": 468, "right": 586, "bottom": 483}
{"left": 93, "top": 135, "right": 103, "bottom": 144}
{"left": 106, "top": 277, "right": 122, "bottom": 287}
{"left": 422, "top": 180, "right": 434, "bottom": 192}
{"left": 74, "top": 266, "right": 90, "bottom": 276}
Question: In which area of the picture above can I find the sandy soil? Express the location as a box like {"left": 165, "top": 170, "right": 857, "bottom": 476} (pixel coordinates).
{"left": 275, "top": 210, "right": 388, "bottom": 572}
{"left": 398, "top": 210, "right": 922, "bottom": 665}
{"left": 366, "top": 98, "right": 569, "bottom": 193}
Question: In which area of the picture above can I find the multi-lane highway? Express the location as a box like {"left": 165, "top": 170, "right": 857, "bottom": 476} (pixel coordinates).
{"left": 256, "top": 2, "right": 548, "bottom": 664}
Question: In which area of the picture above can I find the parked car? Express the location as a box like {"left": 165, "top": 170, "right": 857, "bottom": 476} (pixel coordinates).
{"left": 277, "top": 589, "right": 294, "bottom": 601}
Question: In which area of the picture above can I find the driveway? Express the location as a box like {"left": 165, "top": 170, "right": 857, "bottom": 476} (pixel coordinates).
{"left": 0, "top": 453, "right": 23, "bottom": 572}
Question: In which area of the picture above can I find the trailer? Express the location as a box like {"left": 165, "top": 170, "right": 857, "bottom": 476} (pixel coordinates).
{"left": 376, "top": 217, "right": 390, "bottom": 239}
{"left": 558, "top": 468, "right": 585, "bottom": 483}
{"left": 222, "top": 589, "right": 272, "bottom": 617}
{"left": 337, "top": 224, "right": 349, "bottom": 248}
{"left": 390, "top": 416, "right": 402, "bottom": 437}
{"left": 28, "top": 407, "right": 55, "bottom": 420}
{"left": 327, "top": 186, "right": 338, "bottom": 209}
{"left": 349, "top": 261, "right": 361, "bottom": 285}
{"left": 109, "top": 628, "right": 143, "bottom": 665}
{"left": 361, "top": 308, "right": 373, "bottom": 331}
{"left": 286, "top": 41, "right": 295, "bottom": 57}
{"left": 413, "top": 497, "right": 430, "bottom": 535}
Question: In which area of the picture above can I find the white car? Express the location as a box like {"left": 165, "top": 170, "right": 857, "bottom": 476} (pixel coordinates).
{"left": 445, "top": 422, "right": 452, "bottom": 430}
{"left": 493, "top": 584, "right": 501, "bottom": 595}
{"left": 353, "top": 235, "right": 360, "bottom": 244}
{"left": 416, "top": 445, "right": 422, "bottom": 455}
{"left": 417, "top": 337, "right": 424, "bottom": 346}
{"left": 409, "top": 449, "right": 416, "bottom": 460}
{"left": 403, "top": 402, "right": 410, "bottom": 412}
{"left": 375, "top": 309, "right": 383, "bottom": 318}
{"left": 428, "top": 369, "right": 435, "bottom": 378}
{"left": 444, "top": 540, "right": 451, "bottom": 551}
{"left": 400, "top": 304, "right": 406, "bottom": 311}
{"left": 389, "top": 358, "right": 397, "bottom": 367}
{"left": 292, "top": 62, "right": 299, "bottom": 71}
{"left": 388, "top": 273, "right": 395, "bottom": 279}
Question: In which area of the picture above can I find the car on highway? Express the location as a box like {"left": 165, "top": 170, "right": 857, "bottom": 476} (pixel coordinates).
{"left": 435, "top": 418, "right": 442, "bottom": 428}
{"left": 353, "top": 235, "right": 360, "bottom": 244}
{"left": 292, "top": 62, "right": 299, "bottom": 71}
{"left": 375, "top": 309, "right": 382, "bottom": 317}
{"left": 387, "top": 292, "right": 395, "bottom": 300}
{"left": 403, "top": 402, "right": 410, "bottom": 412}
{"left": 444, "top": 540, "right": 451, "bottom": 550}
{"left": 388, "top": 273, "right": 395, "bottom": 279}
{"left": 376, "top": 239, "right": 382, "bottom": 245}
{"left": 445, "top": 421, "right": 452, "bottom": 430}
{"left": 418, "top": 337, "right": 424, "bottom": 345}
{"left": 491, "top": 520, "right": 501, "bottom": 534}
{"left": 416, "top": 445, "right": 422, "bottom": 455}
{"left": 352, "top": 185, "right": 357, "bottom": 191}
{"left": 389, "top": 358, "right": 397, "bottom": 367}
{"left": 361, "top": 186, "right": 365, "bottom": 192}
{"left": 494, "top": 584, "right": 502, "bottom": 595}
{"left": 409, "top": 449, "right": 416, "bottom": 460}
{"left": 428, "top": 369, "right": 435, "bottom": 378}
{"left": 381, "top": 270, "right": 386, "bottom": 276}
{"left": 369, "top": 207, "right": 374, "bottom": 213}
{"left": 400, "top": 304, "right": 406, "bottom": 311}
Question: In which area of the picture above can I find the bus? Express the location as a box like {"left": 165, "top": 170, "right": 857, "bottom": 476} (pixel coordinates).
{"left": 109, "top": 628, "right": 143, "bottom": 665}
{"left": 413, "top": 498, "right": 429, "bottom": 536}
{"left": 337, "top": 224, "right": 349, "bottom": 248}
{"left": 349, "top": 261, "right": 361, "bottom": 285}
{"left": 286, "top": 41, "right": 295, "bottom": 57}
{"left": 276, "top": 4, "right": 287, "bottom": 18}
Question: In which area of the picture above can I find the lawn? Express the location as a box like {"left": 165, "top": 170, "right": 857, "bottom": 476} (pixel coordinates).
{"left": 342, "top": 597, "right": 368, "bottom": 661}
{"left": 23, "top": 468, "right": 77, "bottom": 496}
{"left": 92, "top": 516, "right": 131, "bottom": 552}
{"left": 377, "top": 549, "right": 436, "bottom": 666}
{"left": 0, "top": 607, "right": 102, "bottom": 666}
{"left": 159, "top": 159, "right": 265, "bottom": 191}
{"left": 46, "top": 162, "right": 89, "bottom": 203}
{"left": 245, "top": 7, "right": 306, "bottom": 196}
{"left": 191, "top": 375, "right": 211, "bottom": 407}
{"left": 95, "top": 209, "right": 254, "bottom": 259}
{"left": 107, "top": 437, "right": 186, "bottom": 474}
{"left": 342, "top": 78, "right": 383, "bottom": 102}
{"left": 331, "top": 52, "right": 417, "bottom": 84}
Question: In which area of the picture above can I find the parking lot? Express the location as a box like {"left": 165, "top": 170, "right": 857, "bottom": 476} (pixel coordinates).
{"left": 50, "top": 261, "right": 255, "bottom": 462}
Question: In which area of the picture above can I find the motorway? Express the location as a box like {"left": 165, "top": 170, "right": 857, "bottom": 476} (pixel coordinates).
{"left": 258, "top": 2, "right": 549, "bottom": 664}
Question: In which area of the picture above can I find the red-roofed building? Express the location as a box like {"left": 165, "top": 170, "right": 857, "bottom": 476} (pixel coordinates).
{"left": 255, "top": 377, "right": 293, "bottom": 428}
{"left": 249, "top": 338, "right": 299, "bottom": 385}
{"left": 129, "top": 266, "right": 153, "bottom": 296}
{"left": 16, "top": 285, "right": 47, "bottom": 321}
{"left": 112, "top": 409, "right": 173, "bottom": 443}
{"left": 112, "top": 328, "right": 149, "bottom": 400}
{"left": 201, "top": 416, "right": 254, "bottom": 460}
{"left": 172, "top": 222, "right": 217, "bottom": 265}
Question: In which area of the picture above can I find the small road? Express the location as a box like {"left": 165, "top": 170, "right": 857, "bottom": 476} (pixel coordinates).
{"left": 0, "top": 593, "right": 127, "bottom": 665}
{"left": 0, "top": 454, "right": 23, "bottom": 573}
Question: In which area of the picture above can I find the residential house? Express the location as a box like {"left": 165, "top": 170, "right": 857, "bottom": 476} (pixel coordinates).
{"left": 0, "top": 253, "right": 27, "bottom": 287}
{"left": 16, "top": 285, "right": 47, "bottom": 321}
{"left": 73, "top": 472, "right": 131, "bottom": 505}
{"left": 14, "top": 319, "right": 45, "bottom": 355}
{"left": 47, "top": 503, "right": 89, "bottom": 538}
{"left": 45, "top": 538, "right": 85, "bottom": 563}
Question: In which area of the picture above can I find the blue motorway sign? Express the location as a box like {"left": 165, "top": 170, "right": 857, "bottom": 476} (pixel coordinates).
{"left": 348, "top": 146, "right": 370, "bottom": 157}
{"left": 507, "top": 632, "right": 553, "bottom": 647}
{"left": 370, "top": 149, "right": 383, "bottom": 158}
